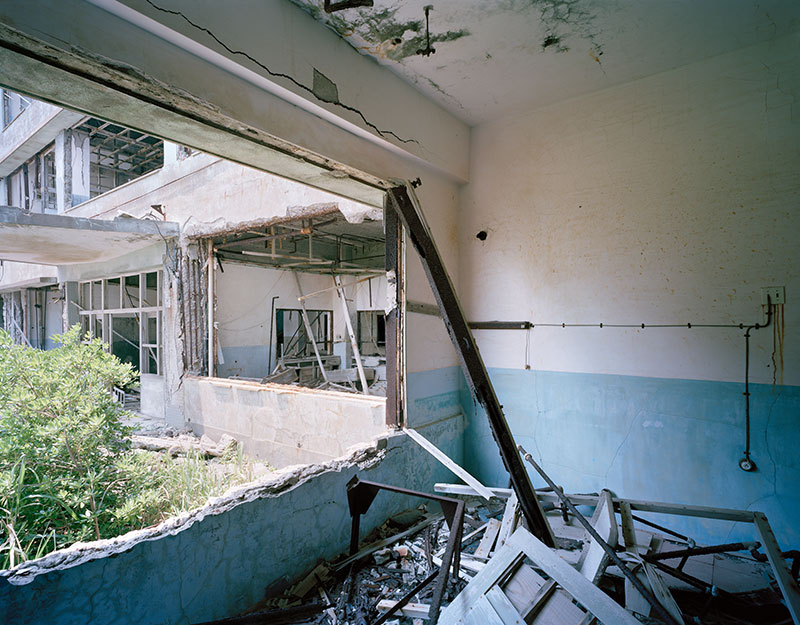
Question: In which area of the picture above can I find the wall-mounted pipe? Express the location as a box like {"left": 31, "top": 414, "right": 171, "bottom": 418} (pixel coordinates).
{"left": 467, "top": 302, "right": 777, "bottom": 473}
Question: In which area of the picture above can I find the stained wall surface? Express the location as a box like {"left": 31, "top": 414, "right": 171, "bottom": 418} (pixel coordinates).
{"left": 458, "top": 33, "right": 800, "bottom": 548}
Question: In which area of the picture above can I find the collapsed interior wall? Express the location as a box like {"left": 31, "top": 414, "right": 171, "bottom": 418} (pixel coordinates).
{"left": 459, "top": 32, "right": 800, "bottom": 549}
{"left": 0, "top": 427, "right": 464, "bottom": 625}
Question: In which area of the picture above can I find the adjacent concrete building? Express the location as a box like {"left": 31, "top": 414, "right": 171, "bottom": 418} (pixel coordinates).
{"left": 0, "top": 91, "right": 392, "bottom": 467}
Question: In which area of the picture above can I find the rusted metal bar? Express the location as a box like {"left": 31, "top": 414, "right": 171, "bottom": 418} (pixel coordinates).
{"left": 387, "top": 184, "right": 555, "bottom": 547}
{"left": 644, "top": 541, "right": 760, "bottom": 562}
{"left": 346, "top": 477, "right": 463, "bottom": 624}
{"left": 384, "top": 199, "right": 403, "bottom": 428}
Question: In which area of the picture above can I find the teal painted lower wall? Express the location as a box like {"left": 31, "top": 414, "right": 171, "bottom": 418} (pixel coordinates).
{"left": 461, "top": 368, "right": 800, "bottom": 550}
{"left": 407, "top": 366, "right": 464, "bottom": 430}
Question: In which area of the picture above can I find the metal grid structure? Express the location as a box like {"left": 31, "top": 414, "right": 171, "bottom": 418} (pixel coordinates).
{"left": 73, "top": 118, "right": 164, "bottom": 197}
{"left": 212, "top": 215, "right": 385, "bottom": 275}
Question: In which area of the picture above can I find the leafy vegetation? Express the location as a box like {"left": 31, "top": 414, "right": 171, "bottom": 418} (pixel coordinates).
{"left": 0, "top": 327, "right": 254, "bottom": 570}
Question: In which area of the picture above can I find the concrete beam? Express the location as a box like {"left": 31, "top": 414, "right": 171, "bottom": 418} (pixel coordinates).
{"left": 0, "top": 205, "right": 179, "bottom": 265}
{"left": 0, "top": 275, "right": 57, "bottom": 292}
{"left": 0, "top": 0, "right": 469, "bottom": 206}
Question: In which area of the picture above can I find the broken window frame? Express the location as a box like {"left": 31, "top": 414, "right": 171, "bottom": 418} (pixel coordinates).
{"left": 78, "top": 270, "right": 163, "bottom": 375}
{"left": 356, "top": 310, "right": 386, "bottom": 356}
{"left": 39, "top": 145, "right": 57, "bottom": 213}
{"left": 275, "top": 307, "right": 334, "bottom": 358}
{"left": 1, "top": 88, "right": 31, "bottom": 128}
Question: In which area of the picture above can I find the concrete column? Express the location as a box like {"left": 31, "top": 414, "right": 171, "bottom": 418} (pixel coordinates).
{"left": 70, "top": 131, "right": 90, "bottom": 206}
{"left": 162, "top": 141, "right": 179, "bottom": 165}
{"left": 54, "top": 129, "right": 72, "bottom": 213}
{"left": 63, "top": 281, "right": 80, "bottom": 331}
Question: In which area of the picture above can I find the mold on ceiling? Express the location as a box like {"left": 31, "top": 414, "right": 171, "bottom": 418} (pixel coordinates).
{"left": 289, "top": 0, "right": 800, "bottom": 126}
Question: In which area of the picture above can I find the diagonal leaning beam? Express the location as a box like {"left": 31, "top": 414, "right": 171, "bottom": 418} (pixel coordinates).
{"left": 387, "top": 183, "right": 555, "bottom": 547}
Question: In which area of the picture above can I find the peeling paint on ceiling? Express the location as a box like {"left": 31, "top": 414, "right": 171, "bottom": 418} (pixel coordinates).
{"left": 289, "top": 0, "right": 800, "bottom": 126}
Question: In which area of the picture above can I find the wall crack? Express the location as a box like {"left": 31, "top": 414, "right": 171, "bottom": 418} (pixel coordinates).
{"left": 143, "top": 0, "right": 420, "bottom": 145}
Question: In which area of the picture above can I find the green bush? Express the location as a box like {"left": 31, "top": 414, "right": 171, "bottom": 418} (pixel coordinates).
{"left": 0, "top": 327, "right": 254, "bottom": 570}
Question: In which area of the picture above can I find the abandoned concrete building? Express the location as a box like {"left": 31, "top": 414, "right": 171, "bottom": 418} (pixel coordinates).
{"left": 0, "top": 1, "right": 798, "bottom": 624}
{"left": 0, "top": 92, "right": 391, "bottom": 465}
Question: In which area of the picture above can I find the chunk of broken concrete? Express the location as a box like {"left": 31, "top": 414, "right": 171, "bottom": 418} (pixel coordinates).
{"left": 217, "top": 433, "right": 239, "bottom": 455}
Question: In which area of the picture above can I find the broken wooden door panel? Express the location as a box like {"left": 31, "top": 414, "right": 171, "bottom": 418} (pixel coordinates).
{"left": 439, "top": 526, "right": 641, "bottom": 625}
{"left": 387, "top": 184, "right": 555, "bottom": 547}
{"left": 496, "top": 490, "right": 520, "bottom": 551}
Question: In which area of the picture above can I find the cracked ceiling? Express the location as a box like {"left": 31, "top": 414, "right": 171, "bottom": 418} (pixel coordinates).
{"left": 290, "top": 0, "right": 800, "bottom": 125}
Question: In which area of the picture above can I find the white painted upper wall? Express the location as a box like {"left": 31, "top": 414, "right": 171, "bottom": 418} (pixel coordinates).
{"left": 459, "top": 32, "right": 800, "bottom": 386}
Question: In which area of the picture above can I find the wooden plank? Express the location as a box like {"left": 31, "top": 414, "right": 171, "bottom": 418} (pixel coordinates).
{"left": 333, "top": 274, "right": 369, "bottom": 394}
{"left": 485, "top": 586, "right": 525, "bottom": 625}
{"left": 531, "top": 589, "right": 586, "bottom": 625}
{"left": 474, "top": 518, "right": 502, "bottom": 558}
{"left": 376, "top": 600, "right": 430, "bottom": 620}
{"left": 496, "top": 491, "right": 519, "bottom": 549}
{"left": 435, "top": 483, "right": 514, "bottom": 498}
{"left": 643, "top": 562, "right": 685, "bottom": 625}
{"left": 578, "top": 490, "right": 618, "bottom": 584}
{"left": 507, "top": 528, "right": 641, "bottom": 625}
{"left": 292, "top": 270, "right": 329, "bottom": 384}
{"left": 502, "top": 564, "right": 548, "bottom": 617}
{"left": 623, "top": 560, "right": 651, "bottom": 617}
{"left": 405, "top": 427, "right": 494, "bottom": 500}
{"left": 469, "top": 595, "right": 509, "bottom": 625}
{"left": 752, "top": 511, "right": 800, "bottom": 625}
{"left": 619, "top": 501, "right": 637, "bottom": 554}
{"left": 388, "top": 185, "right": 555, "bottom": 547}
{"left": 529, "top": 492, "right": 755, "bottom": 523}
{"left": 438, "top": 549, "right": 526, "bottom": 625}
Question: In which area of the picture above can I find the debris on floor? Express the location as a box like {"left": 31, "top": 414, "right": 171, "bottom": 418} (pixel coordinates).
{"left": 123, "top": 413, "right": 274, "bottom": 478}
{"left": 201, "top": 459, "right": 798, "bottom": 625}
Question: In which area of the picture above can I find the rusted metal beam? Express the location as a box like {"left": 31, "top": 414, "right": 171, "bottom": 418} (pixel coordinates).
{"left": 346, "top": 477, "right": 463, "bottom": 623}
{"left": 386, "top": 184, "right": 555, "bottom": 547}
{"left": 384, "top": 199, "right": 403, "bottom": 428}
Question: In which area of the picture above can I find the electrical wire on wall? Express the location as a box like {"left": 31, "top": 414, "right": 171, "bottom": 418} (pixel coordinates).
{"left": 471, "top": 299, "right": 778, "bottom": 473}
{"left": 772, "top": 303, "right": 785, "bottom": 387}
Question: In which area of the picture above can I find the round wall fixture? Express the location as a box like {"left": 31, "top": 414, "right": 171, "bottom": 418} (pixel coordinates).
{"left": 738, "top": 456, "right": 757, "bottom": 472}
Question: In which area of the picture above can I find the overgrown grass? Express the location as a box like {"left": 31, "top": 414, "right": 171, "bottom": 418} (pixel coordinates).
{"left": 0, "top": 327, "right": 259, "bottom": 570}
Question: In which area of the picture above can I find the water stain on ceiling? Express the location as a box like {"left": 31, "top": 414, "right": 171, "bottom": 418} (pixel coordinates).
{"left": 289, "top": 0, "right": 800, "bottom": 126}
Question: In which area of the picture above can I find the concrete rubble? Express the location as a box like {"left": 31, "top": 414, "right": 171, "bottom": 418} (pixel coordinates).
{"left": 193, "top": 477, "right": 796, "bottom": 625}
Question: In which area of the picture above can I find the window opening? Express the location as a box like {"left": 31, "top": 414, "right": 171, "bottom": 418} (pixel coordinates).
{"left": 208, "top": 211, "right": 387, "bottom": 394}
{"left": 78, "top": 270, "right": 163, "bottom": 375}
{"left": 2, "top": 89, "right": 31, "bottom": 128}
{"left": 72, "top": 118, "right": 164, "bottom": 198}
{"left": 357, "top": 310, "right": 386, "bottom": 357}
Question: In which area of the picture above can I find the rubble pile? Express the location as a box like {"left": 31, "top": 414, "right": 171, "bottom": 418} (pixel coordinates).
{"left": 198, "top": 483, "right": 795, "bottom": 625}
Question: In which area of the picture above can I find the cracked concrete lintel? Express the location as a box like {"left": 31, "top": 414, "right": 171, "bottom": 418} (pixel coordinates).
{"left": 0, "top": 435, "right": 389, "bottom": 586}
{"left": 0, "top": 21, "right": 390, "bottom": 201}
{"left": 138, "top": 0, "right": 419, "bottom": 145}
{"left": 182, "top": 201, "right": 382, "bottom": 240}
